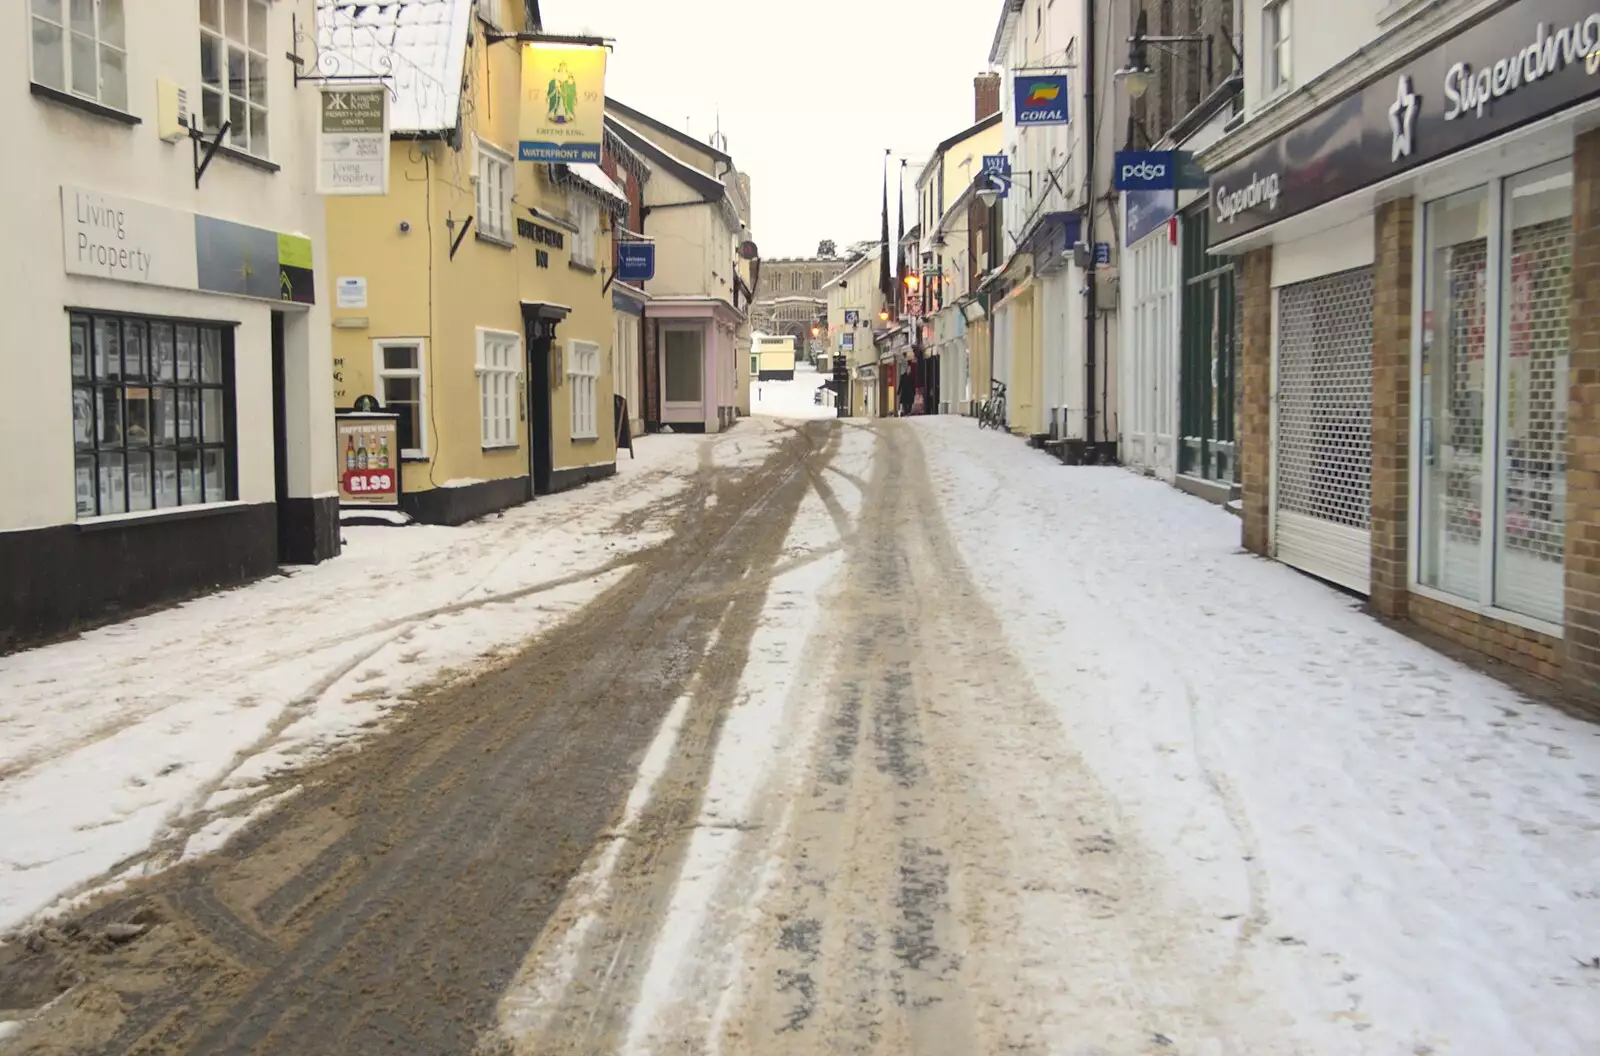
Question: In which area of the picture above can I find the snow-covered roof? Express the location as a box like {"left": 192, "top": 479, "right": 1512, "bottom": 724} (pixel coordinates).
{"left": 316, "top": 0, "right": 472, "bottom": 133}
{"left": 565, "top": 164, "right": 627, "bottom": 207}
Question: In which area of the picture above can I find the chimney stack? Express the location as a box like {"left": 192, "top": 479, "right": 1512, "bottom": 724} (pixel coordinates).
{"left": 974, "top": 73, "right": 1001, "bottom": 122}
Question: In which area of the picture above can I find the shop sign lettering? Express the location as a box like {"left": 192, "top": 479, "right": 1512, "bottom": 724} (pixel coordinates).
{"left": 1443, "top": 17, "right": 1600, "bottom": 120}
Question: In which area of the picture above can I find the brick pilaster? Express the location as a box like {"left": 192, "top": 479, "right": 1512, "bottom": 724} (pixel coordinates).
{"left": 1238, "top": 247, "right": 1273, "bottom": 556}
{"left": 1371, "top": 198, "right": 1415, "bottom": 619}
{"left": 1565, "top": 129, "right": 1600, "bottom": 701}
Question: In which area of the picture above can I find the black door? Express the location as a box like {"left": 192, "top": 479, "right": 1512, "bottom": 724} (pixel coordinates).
{"left": 270, "top": 311, "right": 292, "bottom": 561}
{"left": 527, "top": 332, "right": 553, "bottom": 496}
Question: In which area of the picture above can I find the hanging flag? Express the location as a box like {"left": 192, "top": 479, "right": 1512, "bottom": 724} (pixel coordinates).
{"left": 879, "top": 150, "right": 892, "bottom": 305}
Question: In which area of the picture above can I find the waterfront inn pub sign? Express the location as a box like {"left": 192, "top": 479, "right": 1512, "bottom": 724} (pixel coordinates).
{"left": 1208, "top": 0, "right": 1600, "bottom": 248}
{"left": 520, "top": 43, "right": 607, "bottom": 163}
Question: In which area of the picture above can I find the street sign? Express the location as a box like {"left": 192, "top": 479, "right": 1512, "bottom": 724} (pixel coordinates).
{"left": 1015, "top": 74, "right": 1069, "bottom": 125}
{"left": 1094, "top": 242, "right": 1111, "bottom": 265}
{"left": 840, "top": 332, "right": 855, "bottom": 350}
{"left": 844, "top": 309, "right": 860, "bottom": 325}
{"left": 617, "top": 241, "right": 655, "bottom": 281}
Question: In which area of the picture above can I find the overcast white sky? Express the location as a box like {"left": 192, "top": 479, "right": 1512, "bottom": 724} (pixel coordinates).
{"left": 540, "top": 0, "right": 1005, "bottom": 258}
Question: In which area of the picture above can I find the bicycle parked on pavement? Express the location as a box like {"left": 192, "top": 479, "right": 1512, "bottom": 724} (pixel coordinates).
{"left": 977, "top": 380, "right": 1008, "bottom": 431}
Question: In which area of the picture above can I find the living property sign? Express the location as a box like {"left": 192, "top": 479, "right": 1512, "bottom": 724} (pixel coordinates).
{"left": 520, "top": 44, "right": 606, "bottom": 163}
{"left": 317, "top": 87, "right": 389, "bottom": 195}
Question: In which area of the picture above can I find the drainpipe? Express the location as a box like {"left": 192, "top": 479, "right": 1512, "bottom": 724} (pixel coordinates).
{"left": 1083, "top": 0, "right": 1098, "bottom": 448}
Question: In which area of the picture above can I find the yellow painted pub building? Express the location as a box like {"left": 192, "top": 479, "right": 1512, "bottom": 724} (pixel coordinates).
{"left": 318, "top": 0, "right": 619, "bottom": 524}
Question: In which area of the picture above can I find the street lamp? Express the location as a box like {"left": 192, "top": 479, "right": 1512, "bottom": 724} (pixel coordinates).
{"left": 1114, "top": 10, "right": 1240, "bottom": 101}
{"left": 879, "top": 308, "right": 890, "bottom": 323}
{"left": 810, "top": 324, "right": 822, "bottom": 338}
{"left": 975, "top": 170, "right": 1034, "bottom": 209}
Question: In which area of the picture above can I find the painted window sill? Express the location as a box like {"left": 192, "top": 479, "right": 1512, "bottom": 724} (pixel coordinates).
{"left": 482, "top": 442, "right": 520, "bottom": 451}
{"left": 569, "top": 260, "right": 598, "bottom": 274}
{"left": 31, "top": 82, "right": 140, "bottom": 125}
{"left": 209, "top": 142, "right": 281, "bottom": 174}
{"left": 401, "top": 454, "right": 430, "bottom": 463}
{"left": 476, "top": 231, "right": 515, "bottom": 249}
{"left": 570, "top": 435, "right": 600, "bottom": 443}
{"left": 76, "top": 500, "right": 247, "bottom": 532}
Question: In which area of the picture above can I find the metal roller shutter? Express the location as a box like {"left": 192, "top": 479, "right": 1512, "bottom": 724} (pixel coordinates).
{"left": 1274, "top": 267, "right": 1374, "bottom": 594}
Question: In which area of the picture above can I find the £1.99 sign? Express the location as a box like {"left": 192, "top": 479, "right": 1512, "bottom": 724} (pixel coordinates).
{"left": 336, "top": 414, "right": 402, "bottom": 507}
{"left": 343, "top": 469, "right": 395, "bottom": 495}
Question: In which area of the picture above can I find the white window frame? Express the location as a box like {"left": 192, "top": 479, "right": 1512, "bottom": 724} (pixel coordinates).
{"left": 570, "top": 197, "right": 599, "bottom": 268}
{"left": 1263, "top": 0, "right": 1292, "bottom": 95}
{"left": 475, "top": 137, "right": 514, "bottom": 244}
{"left": 200, "top": 0, "right": 270, "bottom": 157}
{"left": 568, "top": 339, "right": 601, "bottom": 440}
{"left": 31, "top": 0, "right": 128, "bottom": 109}
{"left": 1408, "top": 155, "right": 1573, "bottom": 640}
{"left": 374, "top": 339, "right": 428, "bottom": 459}
{"left": 476, "top": 328, "right": 521, "bottom": 449}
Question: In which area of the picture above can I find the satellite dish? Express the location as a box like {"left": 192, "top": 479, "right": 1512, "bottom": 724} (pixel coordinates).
{"left": 738, "top": 240, "right": 759, "bottom": 260}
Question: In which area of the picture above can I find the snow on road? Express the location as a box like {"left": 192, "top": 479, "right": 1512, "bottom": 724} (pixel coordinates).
{"left": 0, "top": 425, "right": 786, "bottom": 936}
{"left": 506, "top": 417, "right": 1600, "bottom": 1055}
{"left": 749, "top": 364, "right": 833, "bottom": 420}
{"left": 913, "top": 418, "right": 1600, "bottom": 1054}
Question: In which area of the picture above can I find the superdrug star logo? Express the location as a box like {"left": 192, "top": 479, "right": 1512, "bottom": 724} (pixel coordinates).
{"left": 1390, "top": 75, "right": 1419, "bottom": 162}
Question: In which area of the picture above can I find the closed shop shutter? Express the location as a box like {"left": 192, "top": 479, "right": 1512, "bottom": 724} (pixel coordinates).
{"left": 1274, "top": 267, "right": 1374, "bottom": 594}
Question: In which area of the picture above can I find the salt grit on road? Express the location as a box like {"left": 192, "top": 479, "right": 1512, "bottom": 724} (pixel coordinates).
{"left": 0, "top": 425, "right": 787, "bottom": 936}
{"left": 501, "top": 418, "right": 1599, "bottom": 1056}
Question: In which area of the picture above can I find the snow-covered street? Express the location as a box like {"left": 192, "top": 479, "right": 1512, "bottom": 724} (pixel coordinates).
{"left": 2, "top": 417, "right": 1597, "bottom": 1055}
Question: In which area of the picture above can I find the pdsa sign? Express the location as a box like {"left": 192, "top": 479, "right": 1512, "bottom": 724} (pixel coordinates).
{"left": 1115, "top": 151, "right": 1174, "bottom": 190}
{"left": 1014, "top": 75, "right": 1069, "bottom": 125}
{"left": 520, "top": 44, "right": 607, "bottom": 163}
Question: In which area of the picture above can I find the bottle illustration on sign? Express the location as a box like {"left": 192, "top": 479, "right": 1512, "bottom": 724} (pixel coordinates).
{"left": 378, "top": 434, "right": 390, "bottom": 469}
{"left": 356, "top": 434, "right": 368, "bottom": 470}
{"left": 345, "top": 434, "right": 356, "bottom": 470}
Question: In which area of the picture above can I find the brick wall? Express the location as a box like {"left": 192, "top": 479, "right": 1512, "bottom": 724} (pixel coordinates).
{"left": 1371, "top": 198, "right": 1414, "bottom": 619}
{"left": 974, "top": 73, "right": 1000, "bottom": 123}
{"left": 1238, "top": 246, "right": 1273, "bottom": 556}
{"left": 1410, "top": 594, "right": 1563, "bottom": 683}
{"left": 642, "top": 318, "right": 659, "bottom": 429}
{"left": 1565, "top": 128, "right": 1600, "bottom": 698}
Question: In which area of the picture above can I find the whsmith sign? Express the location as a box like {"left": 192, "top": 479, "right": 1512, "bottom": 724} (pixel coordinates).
{"left": 1208, "top": 0, "right": 1600, "bottom": 248}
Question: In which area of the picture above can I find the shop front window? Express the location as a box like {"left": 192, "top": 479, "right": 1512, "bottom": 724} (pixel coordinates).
{"left": 1419, "top": 186, "right": 1489, "bottom": 600}
{"left": 1417, "top": 159, "right": 1571, "bottom": 626}
{"left": 71, "top": 311, "right": 235, "bottom": 518}
{"left": 663, "top": 328, "right": 702, "bottom": 404}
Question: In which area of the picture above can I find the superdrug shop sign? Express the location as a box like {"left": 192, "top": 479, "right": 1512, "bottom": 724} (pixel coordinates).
{"left": 1209, "top": 0, "right": 1600, "bottom": 248}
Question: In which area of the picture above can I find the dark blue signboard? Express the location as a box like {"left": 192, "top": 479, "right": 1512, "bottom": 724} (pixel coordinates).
{"left": 980, "top": 154, "right": 1011, "bottom": 177}
{"left": 1014, "top": 74, "right": 1069, "bottom": 125}
{"left": 617, "top": 242, "right": 656, "bottom": 282}
{"left": 1115, "top": 151, "right": 1175, "bottom": 191}
{"left": 1125, "top": 188, "right": 1177, "bottom": 246}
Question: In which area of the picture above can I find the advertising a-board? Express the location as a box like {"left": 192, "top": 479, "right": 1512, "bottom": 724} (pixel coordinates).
{"left": 336, "top": 412, "right": 401, "bottom": 507}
